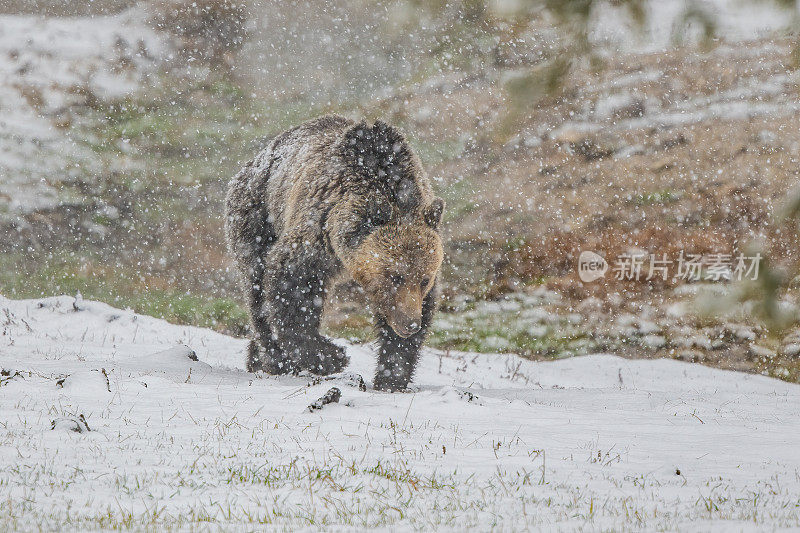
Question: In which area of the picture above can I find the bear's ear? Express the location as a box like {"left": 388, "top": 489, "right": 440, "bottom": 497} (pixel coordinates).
{"left": 424, "top": 198, "right": 444, "bottom": 229}
{"left": 365, "top": 195, "right": 392, "bottom": 227}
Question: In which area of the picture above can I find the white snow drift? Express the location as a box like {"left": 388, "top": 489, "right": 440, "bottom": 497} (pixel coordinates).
{"left": 1, "top": 294, "right": 799, "bottom": 530}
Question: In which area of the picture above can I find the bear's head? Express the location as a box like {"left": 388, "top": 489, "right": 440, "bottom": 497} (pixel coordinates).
{"left": 329, "top": 120, "right": 445, "bottom": 337}
{"left": 344, "top": 198, "right": 443, "bottom": 337}
{"left": 333, "top": 196, "right": 444, "bottom": 337}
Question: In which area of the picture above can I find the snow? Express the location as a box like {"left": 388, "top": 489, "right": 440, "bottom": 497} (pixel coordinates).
{"left": 590, "top": 0, "right": 798, "bottom": 52}
{"left": 0, "top": 7, "right": 168, "bottom": 216}
{"left": 2, "top": 295, "right": 799, "bottom": 529}
{"left": 544, "top": 38, "right": 800, "bottom": 147}
{"left": 3, "top": 2, "right": 800, "bottom": 528}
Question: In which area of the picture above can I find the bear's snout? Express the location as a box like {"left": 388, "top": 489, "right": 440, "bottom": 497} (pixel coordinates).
{"left": 391, "top": 315, "right": 421, "bottom": 338}
{"left": 385, "top": 286, "right": 424, "bottom": 338}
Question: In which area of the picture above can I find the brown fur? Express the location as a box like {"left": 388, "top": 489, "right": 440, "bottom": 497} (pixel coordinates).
{"left": 225, "top": 115, "right": 444, "bottom": 390}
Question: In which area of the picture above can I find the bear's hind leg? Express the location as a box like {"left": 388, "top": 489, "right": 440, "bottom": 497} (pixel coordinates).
{"left": 246, "top": 340, "right": 265, "bottom": 372}
{"left": 246, "top": 277, "right": 298, "bottom": 374}
{"left": 226, "top": 171, "right": 294, "bottom": 374}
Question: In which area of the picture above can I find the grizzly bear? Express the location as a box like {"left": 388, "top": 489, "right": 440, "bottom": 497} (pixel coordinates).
{"left": 225, "top": 115, "right": 444, "bottom": 391}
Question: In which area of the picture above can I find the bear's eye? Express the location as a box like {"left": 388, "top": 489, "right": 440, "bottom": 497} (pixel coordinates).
{"left": 420, "top": 276, "right": 431, "bottom": 291}
{"left": 390, "top": 274, "right": 404, "bottom": 287}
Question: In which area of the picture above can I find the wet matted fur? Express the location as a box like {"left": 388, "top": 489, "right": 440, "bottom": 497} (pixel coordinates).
{"left": 225, "top": 115, "right": 444, "bottom": 391}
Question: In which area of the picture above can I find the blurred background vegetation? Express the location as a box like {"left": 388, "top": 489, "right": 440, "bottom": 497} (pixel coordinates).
{"left": 3, "top": 0, "right": 800, "bottom": 379}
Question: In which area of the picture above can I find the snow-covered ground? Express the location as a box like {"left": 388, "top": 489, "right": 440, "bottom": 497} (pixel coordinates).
{"left": 0, "top": 7, "right": 168, "bottom": 216}
{"left": 1, "top": 294, "right": 799, "bottom": 530}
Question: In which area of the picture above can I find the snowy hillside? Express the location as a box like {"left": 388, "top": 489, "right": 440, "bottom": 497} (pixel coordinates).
{"left": 0, "top": 6, "right": 168, "bottom": 216}
{"left": 589, "top": 0, "right": 796, "bottom": 51}
{"left": 1, "top": 295, "right": 799, "bottom": 530}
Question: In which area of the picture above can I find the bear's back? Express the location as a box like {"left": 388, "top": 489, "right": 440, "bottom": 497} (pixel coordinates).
{"left": 262, "top": 115, "right": 355, "bottom": 232}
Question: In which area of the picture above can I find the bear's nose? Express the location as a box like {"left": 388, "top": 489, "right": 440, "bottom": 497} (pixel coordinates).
{"left": 403, "top": 320, "right": 421, "bottom": 336}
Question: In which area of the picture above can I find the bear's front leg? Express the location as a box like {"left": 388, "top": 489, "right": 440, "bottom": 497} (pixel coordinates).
{"left": 374, "top": 285, "right": 437, "bottom": 391}
{"left": 263, "top": 243, "right": 349, "bottom": 375}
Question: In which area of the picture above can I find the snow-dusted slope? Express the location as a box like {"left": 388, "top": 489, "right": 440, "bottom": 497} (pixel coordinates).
{"left": 590, "top": 0, "right": 797, "bottom": 52}
{"left": 0, "top": 7, "right": 168, "bottom": 215}
{"left": 1, "top": 295, "right": 799, "bottom": 530}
